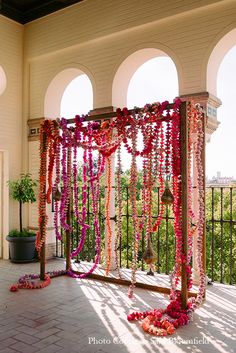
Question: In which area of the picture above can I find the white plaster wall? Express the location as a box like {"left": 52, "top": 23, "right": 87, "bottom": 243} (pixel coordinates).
{"left": 0, "top": 16, "right": 23, "bottom": 254}
{"left": 23, "top": 0, "right": 236, "bottom": 117}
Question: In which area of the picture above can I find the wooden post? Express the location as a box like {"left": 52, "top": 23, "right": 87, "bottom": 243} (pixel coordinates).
{"left": 66, "top": 148, "right": 72, "bottom": 271}
{"left": 180, "top": 101, "right": 188, "bottom": 309}
{"left": 40, "top": 243, "right": 46, "bottom": 280}
{"left": 40, "top": 130, "right": 47, "bottom": 281}
{"left": 66, "top": 198, "right": 71, "bottom": 271}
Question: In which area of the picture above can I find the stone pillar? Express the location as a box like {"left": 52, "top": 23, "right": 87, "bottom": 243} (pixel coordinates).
{"left": 180, "top": 91, "right": 221, "bottom": 141}
{"left": 180, "top": 92, "right": 221, "bottom": 284}
{"left": 28, "top": 118, "right": 56, "bottom": 259}
{"left": 89, "top": 106, "right": 117, "bottom": 270}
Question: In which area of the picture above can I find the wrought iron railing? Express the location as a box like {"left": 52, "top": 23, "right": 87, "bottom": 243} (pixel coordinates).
{"left": 55, "top": 186, "right": 236, "bottom": 285}
{"left": 206, "top": 186, "right": 236, "bottom": 285}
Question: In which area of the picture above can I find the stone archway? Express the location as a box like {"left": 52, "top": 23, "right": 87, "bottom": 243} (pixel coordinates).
{"left": 207, "top": 28, "right": 236, "bottom": 96}
{"left": 28, "top": 67, "right": 94, "bottom": 259}
{"left": 44, "top": 67, "right": 94, "bottom": 119}
{"left": 112, "top": 47, "right": 180, "bottom": 108}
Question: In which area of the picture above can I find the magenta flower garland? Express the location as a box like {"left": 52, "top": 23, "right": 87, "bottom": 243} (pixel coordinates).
{"left": 53, "top": 129, "right": 62, "bottom": 241}
{"left": 70, "top": 139, "right": 89, "bottom": 258}
{"left": 128, "top": 124, "right": 140, "bottom": 298}
{"left": 115, "top": 144, "right": 123, "bottom": 278}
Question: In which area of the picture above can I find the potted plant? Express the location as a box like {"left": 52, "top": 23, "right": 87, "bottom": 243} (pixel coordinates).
{"left": 6, "top": 173, "right": 38, "bottom": 262}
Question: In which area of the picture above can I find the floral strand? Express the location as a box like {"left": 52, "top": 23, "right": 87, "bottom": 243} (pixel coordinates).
{"left": 105, "top": 156, "right": 112, "bottom": 275}
{"left": 128, "top": 124, "right": 140, "bottom": 298}
{"left": 36, "top": 120, "right": 51, "bottom": 255}
{"left": 115, "top": 144, "right": 123, "bottom": 278}
{"left": 53, "top": 133, "right": 61, "bottom": 241}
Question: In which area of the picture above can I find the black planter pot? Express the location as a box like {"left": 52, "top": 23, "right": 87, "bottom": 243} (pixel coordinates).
{"left": 6, "top": 235, "right": 36, "bottom": 263}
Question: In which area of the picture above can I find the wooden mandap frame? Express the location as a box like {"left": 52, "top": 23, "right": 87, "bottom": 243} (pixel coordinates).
{"left": 38, "top": 101, "right": 206, "bottom": 309}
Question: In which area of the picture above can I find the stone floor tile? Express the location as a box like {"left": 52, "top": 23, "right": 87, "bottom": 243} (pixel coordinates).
{"left": 34, "top": 328, "right": 61, "bottom": 339}
{"left": 32, "top": 335, "right": 61, "bottom": 349}
{"left": 0, "top": 259, "right": 235, "bottom": 353}
{"left": 0, "top": 331, "right": 17, "bottom": 341}
{"left": 9, "top": 341, "right": 39, "bottom": 353}
{"left": 0, "top": 337, "right": 18, "bottom": 348}
{"left": 36, "top": 345, "right": 64, "bottom": 353}
{"left": 55, "top": 322, "right": 80, "bottom": 333}
{"left": 0, "top": 348, "right": 18, "bottom": 353}
{"left": 13, "top": 332, "right": 40, "bottom": 345}
{"left": 14, "top": 325, "right": 39, "bottom": 336}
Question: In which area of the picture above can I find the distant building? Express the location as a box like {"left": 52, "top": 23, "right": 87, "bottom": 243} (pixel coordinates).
{"left": 207, "top": 171, "right": 235, "bottom": 186}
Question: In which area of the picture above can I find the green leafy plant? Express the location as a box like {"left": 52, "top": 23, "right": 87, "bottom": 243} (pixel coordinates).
{"left": 8, "top": 229, "right": 36, "bottom": 238}
{"left": 8, "top": 173, "right": 37, "bottom": 234}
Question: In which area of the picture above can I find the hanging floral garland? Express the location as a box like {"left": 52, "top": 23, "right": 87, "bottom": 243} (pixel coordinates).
{"left": 127, "top": 101, "right": 205, "bottom": 336}
{"left": 36, "top": 119, "right": 58, "bottom": 255}
{"left": 128, "top": 123, "right": 140, "bottom": 298}
{"left": 70, "top": 138, "right": 89, "bottom": 258}
{"left": 12, "top": 99, "right": 206, "bottom": 339}
{"left": 152, "top": 122, "right": 165, "bottom": 232}
{"left": 105, "top": 155, "right": 112, "bottom": 275}
{"left": 53, "top": 127, "right": 62, "bottom": 241}
{"left": 191, "top": 104, "right": 206, "bottom": 309}
{"left": 115, "top": 144, "right": 123, "bottom": 278}
{"left": 68, "top": 122, "right": 106, "bottom": 278}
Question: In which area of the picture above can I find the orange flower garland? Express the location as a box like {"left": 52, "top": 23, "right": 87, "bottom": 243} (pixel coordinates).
{"left": 36, "top": 120, "right": 53, "bottom": 255}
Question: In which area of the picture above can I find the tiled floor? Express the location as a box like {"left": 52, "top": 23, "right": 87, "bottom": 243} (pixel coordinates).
{"left": 0, "top": 258, "right": 235, "bottom": 353}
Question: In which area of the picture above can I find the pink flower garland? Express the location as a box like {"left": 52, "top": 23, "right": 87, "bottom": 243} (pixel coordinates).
{"left": 190, "top": 104, "right": 206, "bottom": 309}
{"left": 115, "top": 144, "right": 123, "bottom": 278}
{"left": 70, "top": 138, "right": 89, "bottom": 258}
{"left": 128, "top": 124, "right": 140, "bottom": 298}
{"left": 53, "top": 131, "right": 61, "bottom": 240}
{"left": 128, "top": 101, "right": 206, "bottom": 336}
{"left": 68, "top": 143, "right": 104, "bottom": 278}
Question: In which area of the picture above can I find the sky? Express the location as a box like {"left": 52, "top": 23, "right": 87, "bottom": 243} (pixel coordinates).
{"left": 60, "top": 52, "right": 236, "bottom": 178}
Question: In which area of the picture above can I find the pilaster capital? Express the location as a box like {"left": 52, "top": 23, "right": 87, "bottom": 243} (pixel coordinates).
{"left": 27, "top": 117, "right": 45, "bottom": 141}
{"left": 180, "top": 91, "right": 221, "bottom": 139}
{"left": 89, "top": 106, "right": 116, "bottom": 116}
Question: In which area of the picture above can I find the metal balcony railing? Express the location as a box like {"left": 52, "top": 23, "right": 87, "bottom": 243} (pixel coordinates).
{"left": 55, "top": 186, "right": 236, "bottom": 285}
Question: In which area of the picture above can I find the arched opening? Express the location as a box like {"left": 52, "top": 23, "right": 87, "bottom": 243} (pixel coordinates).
{"left": 41, "top": 68, "right": 93, "bottom": 252}
{"left": 207, "top": 28, "right": 236, "bottom": 96}
{"left": 205, "top": 33, "right": 236, "bottom": 284}
{"left": 0, "top": 66, "right": 7, "bottom": 96}
{"left": 127, "top": 56, "right": 178, "bottom": 108}
{"left": 44, "top": 68, "right": 93, "bottom": 119}
{"left": 112, "top": 48, "right": 179, "bottom": 108}
{"left": 114, "top": 50, "right": 178, "bottom": 169}
{"left": 206, "top": 44, "right": 236, "bottom": 180}
{"left": 61, "top": 74, "right": 93, "bottom": 118}
{"left": 111, "top": 49, "right": 180, "bottom": 273}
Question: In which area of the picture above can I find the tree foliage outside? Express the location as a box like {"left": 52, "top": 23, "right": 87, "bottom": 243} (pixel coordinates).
{"left": 61, "top": 165, "right": 236, "bottom": 285}
{"left": 8, "top": 173, "right": 37, "bottom": 234}
{"left": 205, "top": 187, "right": 236, "bottom": 284}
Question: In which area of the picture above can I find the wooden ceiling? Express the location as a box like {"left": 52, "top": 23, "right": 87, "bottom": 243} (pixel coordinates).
{"left": 0, "top": 0, "right": 84, "bottom": 24}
